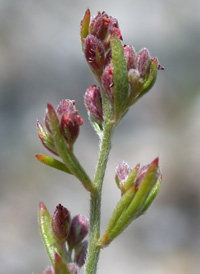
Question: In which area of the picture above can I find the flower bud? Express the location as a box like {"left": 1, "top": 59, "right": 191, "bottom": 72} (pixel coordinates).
{"left": 115, "top": 162, "right": 140, "bottom": 194}
{"left": 84, "top": 85, "right": 103, "bottom": 122}
{"left": 42, "top": 267, "right": 54, "bottom": 274}
{"left": 57, "top": 100, "right": 83, "bottom": 146}
{"left": 115, "top": 161, "right": 131, "bottom": 191}
{"left": 123, "top": 45, "right": 137, "bottom": 70}
{"left": 90, "top": 11, "right": 109, "bottom": 40}
{"left": 136, "top": 48, "right": 151, "bottom": 77}
{"left": 74, "top": 240, "right": 88, "bottom": 267}
{"left": 103, "top": 16, "right": 122, "bottom": 49}
{"left": 67, "top": 263, "right": 78, "bottom": 274}
{"left": 67, "top": 215, "right": 89, "bottom": 249}
{"left": 51, "top": 204, "right": 71, "bottom": 242}
{"left": 84, "top": 34, "right": 105, "bottom": 72}
{"left": 102, "top": 64, "right": 114, "bottom": 103}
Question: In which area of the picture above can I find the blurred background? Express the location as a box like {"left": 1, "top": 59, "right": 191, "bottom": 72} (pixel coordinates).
{"left": 0, "top": 0, "right": 200, "bottom": 273}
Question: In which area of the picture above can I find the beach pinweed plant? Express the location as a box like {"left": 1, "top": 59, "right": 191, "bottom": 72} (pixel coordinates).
{"left": 35, "top": 9, "right": 164, "bottom": 274}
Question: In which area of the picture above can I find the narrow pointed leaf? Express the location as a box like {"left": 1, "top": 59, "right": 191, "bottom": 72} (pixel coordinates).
{"left": 123, "top": 164, "right": 140, "bottom": 193}
{"left": 139, "top": 175, "right": 161, "bottom": 214}
{"left": 98, "top": 186, "right": 136, "bottom": 247}
{"left": 36, "top": 154, "right": 72, "bottom": 174}
{"left": 80, "top": 9, "right": 90, "bottom": 51}
{"left": 111, "top": 35, "right": 129, "bottom": 121}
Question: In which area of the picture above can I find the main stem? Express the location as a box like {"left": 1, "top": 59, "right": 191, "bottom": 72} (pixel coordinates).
{"left": 85, "top": 122, "right": 114, "bottom": 274}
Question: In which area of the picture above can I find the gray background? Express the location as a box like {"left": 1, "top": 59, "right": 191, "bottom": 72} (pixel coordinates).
{"left": 1, "top": 0, "right": 200, "bottom": 273}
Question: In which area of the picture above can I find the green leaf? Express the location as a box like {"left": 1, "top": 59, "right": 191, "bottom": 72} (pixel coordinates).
{"left": 36, "top": 154, "right": 72, "bottom": 174}
{"left": 111, "top": 35, "right": 129, "bottom": 122}
{"left": 123, "top": 164, "right": 140, "bottom": 193}
{"left": 98, "top": 186, "right": 136, "bottom": 247}
{"left": 139, "top": 175, "right": 161, "bottom": 214}
{"left": 80, "top": 9, "right": 90, "bottom": 51}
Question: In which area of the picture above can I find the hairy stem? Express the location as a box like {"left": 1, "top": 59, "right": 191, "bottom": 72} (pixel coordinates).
{"left": 85, "top": 122, "right": 114, "bottom": 274}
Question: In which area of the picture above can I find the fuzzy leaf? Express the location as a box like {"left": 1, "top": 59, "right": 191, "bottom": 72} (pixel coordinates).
{"left": 80, "top": 9, "right": 90, "bottom": 51}
{"left": 111, "top": 35, "right": 129, "bottom": 122}
{"left": 98, "top": 185, "right": 136, "bottom": 247}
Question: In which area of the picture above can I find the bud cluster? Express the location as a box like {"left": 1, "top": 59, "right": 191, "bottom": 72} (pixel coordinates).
{"left": 39, "top": 203, "right": 89, "bottom": 274}
{"left": 81, "top": 9, "right": 163, "bottom": 124}
{"left": 51, "top": 204, "right": 89, "bottom": 269}
{"left": 98, "top": 158, "right": 162, "bottom": 247}
{"left": 115, "top": 159, "right": 161, "bottom": 194}
{"left": 37, "top": 99, "right": 83, "bottom": 154}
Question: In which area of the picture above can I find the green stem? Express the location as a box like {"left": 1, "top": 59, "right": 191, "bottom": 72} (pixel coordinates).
{"left": 85, "top": 122, "right": 114, "bottom": 274}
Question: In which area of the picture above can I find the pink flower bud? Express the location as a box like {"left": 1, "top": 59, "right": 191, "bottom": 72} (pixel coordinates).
{"left": 57, "top": 100, "right": 83, "bottom": 145}
{"left": 67, "top": 215, "right": 89, "bottom": 249}
{"left": 67, "top": 263, "right": 78, "bottom": 274}
{"left": 42, "top": 267, "right": 54, "bottom": 274}
{"left": 84, "top": 85, "right": 103, "bottom": 122}
{"left": 84, "top": 34, "right": 105, "bottom": 71}
{"left": 115, "top": 161, "right": 131, "bottom": 189}
{"left": 107, "top": 16, "right": 122, "bottom": 40}
{"left": 102, "top": 64, "right": 114, "bottom": 102}
{"left": 136, "top": 48, "right": 151, "bottom": 77}
{"left": 90, "top": 11, "right": 109, "bottom": 40}
{"left": 51, "top": 204, "right": 71, "bottom": 242}
{"left": 74, "top": 240, "right": 88, "bottom": 267}
{"left": 123, "top": 45, "right": 137, "bottom": 71}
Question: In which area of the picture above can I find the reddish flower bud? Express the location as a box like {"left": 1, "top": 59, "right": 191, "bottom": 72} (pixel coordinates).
{"left": 135, "top": 158, "right": 161, "bottom": 190}
{"left": 84, "top": 34, "right": 105, "bottom": 71}
{"left": 90, "top": 11, "right": 109, "bottom": 40}
{"left": 67, "top": 263, "right": 78, "bottom": 274}
{"left": 51, "top": 204, "right": 71, "bottom": 242}
{"left": 123, "top": 45, "right": 137, "bottom": 71}
{"left": 107, "top": 16, "right": 122, "bottom": 40}
{"left": 39, "top": 100, "right": 83, "bottom": 152}
{"left": 102, "top": 64, "right": 114, "bottom": 102}
{"left": 67, "top": 215, "right": 89, "bottom": 249}
{"left": 136, "top": 48, "right": 151, "bottom": 77}
{"left": 74, "top": 240, "right": 88, "bottom": 267}
{"left": 57, "top": 100, "right": 83, "bottom": 145}
{"left": 84, "top": 85, "right": 103, "bottom": 122}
